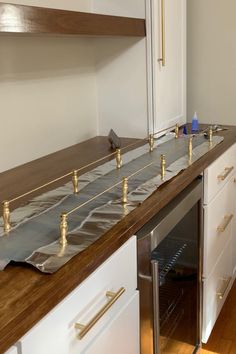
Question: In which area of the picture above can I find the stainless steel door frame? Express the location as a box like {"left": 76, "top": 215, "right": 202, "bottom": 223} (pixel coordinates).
{"left": 137, "top": 178, "right": 203, "bottom": 354}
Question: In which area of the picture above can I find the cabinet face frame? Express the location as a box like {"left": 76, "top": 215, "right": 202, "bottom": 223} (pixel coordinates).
{"left": 146, "top": 0, "right": 187, "bottom": 135}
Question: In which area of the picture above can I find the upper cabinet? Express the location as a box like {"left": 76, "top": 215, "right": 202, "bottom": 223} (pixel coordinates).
{"left": 148, "top": 0, "right": 186, "bottom": 133}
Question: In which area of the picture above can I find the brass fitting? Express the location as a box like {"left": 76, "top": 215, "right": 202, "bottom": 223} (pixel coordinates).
{"left": 122, "top": 177, "right": 128, "bottom": 204}
{"left": 175, "top": 124, "right": 179, "bottom": 139}
{"left": 60, "top": 212, "right": 68, "bottom": 246}
{"left": 149, "top": 134, "right": 155, "bottom": 152}
{"left": 72, "top": 170, "right": 79, "bottom": 194}
{"left": 116, "top": 149, "right": 122, "bottom": 169}
{"left": 161, "top": 154, "right": 166, "bottom": 181}
{"left": 2, "top": 201, "right": 11, "bottom": 233}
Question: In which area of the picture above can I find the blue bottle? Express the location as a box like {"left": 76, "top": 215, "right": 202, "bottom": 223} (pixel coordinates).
{"left": 183, "top": 125, "right": 188, "bottom": 135}
{"left": 191, "top": 112, "right": 199, "bottom": 132}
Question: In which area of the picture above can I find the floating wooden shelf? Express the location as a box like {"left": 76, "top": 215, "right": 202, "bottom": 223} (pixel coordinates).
{"left": 0, "top": 3, "right": 146, "bottom": 37}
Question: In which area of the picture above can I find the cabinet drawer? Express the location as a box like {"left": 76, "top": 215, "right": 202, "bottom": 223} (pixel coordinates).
{"left": 19, "top": 237, "right": 137, "bottom": 354}
{"left": 204, "top": 143, "right": 236, "bottom": 204}
{"left": 202, "top": 238, "right": 233, "bottom": 343}
{"left": 203, "top": 176, "right": 234, "bottom": 277}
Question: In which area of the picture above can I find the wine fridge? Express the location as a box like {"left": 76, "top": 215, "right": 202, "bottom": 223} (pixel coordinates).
{"left": 137, "top": 178, "right": 202, "bottom": 354}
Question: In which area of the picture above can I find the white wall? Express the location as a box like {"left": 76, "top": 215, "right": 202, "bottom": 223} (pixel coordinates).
{"left": 0, "top": 36, "right": 98, "bottom": 173}
{"left": 187, "top": 0, "right": 236, "bottom": 126}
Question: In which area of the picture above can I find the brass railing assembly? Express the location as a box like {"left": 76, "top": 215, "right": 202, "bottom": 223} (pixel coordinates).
{"left": 2, "top": 123, "right": 214, "bottom": 236}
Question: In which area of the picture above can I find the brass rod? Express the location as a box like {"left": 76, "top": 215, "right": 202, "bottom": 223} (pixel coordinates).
{"left": 9, "top": 171, "right": 72, "bottom": 203}
{"left": 67, "top": 180, "right": 122, "bottom": 216}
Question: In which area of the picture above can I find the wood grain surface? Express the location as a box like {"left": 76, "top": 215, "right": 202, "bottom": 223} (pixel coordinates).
{"left": 0, "top": 127, "right": 236, "bottom": 352}
{"left": 0, "top": 3, "right": 146, "bottom": 37}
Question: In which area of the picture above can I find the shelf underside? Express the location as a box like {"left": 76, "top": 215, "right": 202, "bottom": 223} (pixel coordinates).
{"left": 0, "top": 3, "right": 146, "bottom": 36}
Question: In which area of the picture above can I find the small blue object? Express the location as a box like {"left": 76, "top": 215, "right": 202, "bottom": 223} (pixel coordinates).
{"left": 191, "top": 112, "right": 199, "bottom": 132}
{"left": 183, "top": 125, "right": 188, "bottom": 135}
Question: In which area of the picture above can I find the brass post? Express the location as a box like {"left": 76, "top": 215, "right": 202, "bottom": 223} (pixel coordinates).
{"left": 2, "top": 201, "right": 11, "bottom": 233}
{"left": 60, "top": 213, "right": 68, "bottom": 246}
{"left": 161, "top": 154, "right": 166, "bottom": 181}
{"left": 122, "top": 177, "right": 128, "bottom": 204}
{"left": 149, "top": 134, "right": 155, "bottom": 152}
{"left": 209, "top": 127, "right": 213, "bottom": 146}
{"left": 116, "top": 149, "right": 122, "bottom": 169}
{"left": 175, "top": 124, "right": 179, "bottom": 139}
{"left": 72, "top": 170, "right": 79, "bottom": 194}
{"left": 188, "top": 136, "right": 193, "bottom": 158}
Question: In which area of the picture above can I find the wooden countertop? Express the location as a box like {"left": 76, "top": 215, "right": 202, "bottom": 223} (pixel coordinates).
{"left": 1, "top": 127, "right": 236, "bottom": 353}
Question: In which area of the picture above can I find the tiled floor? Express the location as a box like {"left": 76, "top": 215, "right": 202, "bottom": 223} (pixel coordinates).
{"left": 200, "top": 281, "right": 236, "bottom": 354}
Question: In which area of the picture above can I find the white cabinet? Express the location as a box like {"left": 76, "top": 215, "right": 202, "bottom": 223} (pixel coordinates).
{"left": 4, "top": 347, "right": 18, "bottom": 354}
{"left": 18, "top": 237, "right": 139, "bottom": 354}
{"left": 202, "top": 144, "right": 236, "bottom": 343}
{"left": 148, "top": 0, "right": 186, "bottom": 132}
{"left": 84, "top": 291, "right": 139, "bottom": 354}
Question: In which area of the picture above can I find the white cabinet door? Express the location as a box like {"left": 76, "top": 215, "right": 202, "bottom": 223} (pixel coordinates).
{"left": 84, "top": 291, "right": 139, "bottom": 354}
{"left": 4, "top": 347, "right": 18, "bottom": 354}
{"left": 149, "top": 0, "right": 186, "bottom": 133}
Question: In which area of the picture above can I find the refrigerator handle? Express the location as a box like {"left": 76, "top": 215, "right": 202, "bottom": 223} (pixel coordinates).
{"left": 152, "top": 260, "right": 160, "bottom": 354}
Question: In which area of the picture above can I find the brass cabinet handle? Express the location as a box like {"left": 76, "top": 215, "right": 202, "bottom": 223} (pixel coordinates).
{"left": 158, "top": 0, "right": 166, "bottom": 66}
{"left": 217, "top": 166, "right": 234, "bottom": 181}
{"left": 217, "top": 214, "right": 234, "bottom": 233}
{"left": 75, "top": 287, "right": 125, "bottom": 340}
{"left": 217, "top": 277, "right": 232, "bottom": 300}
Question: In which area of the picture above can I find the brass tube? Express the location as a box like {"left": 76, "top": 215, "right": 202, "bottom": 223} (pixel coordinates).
{"left": 67, "top": 180, "right": 122, "bottom": 217}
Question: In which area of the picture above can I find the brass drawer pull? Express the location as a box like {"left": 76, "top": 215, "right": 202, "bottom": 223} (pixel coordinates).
{"left": 217, "top": 214, "right": 234, "bottom": 233}
{"left": 75, "top": 287, "right": 125, "bottom": 340}
{"left": 217, "top": 166, "right": 234, "bottom": 181}
{"left": 217, "top": 277, "right": 232, "bottom": 300}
